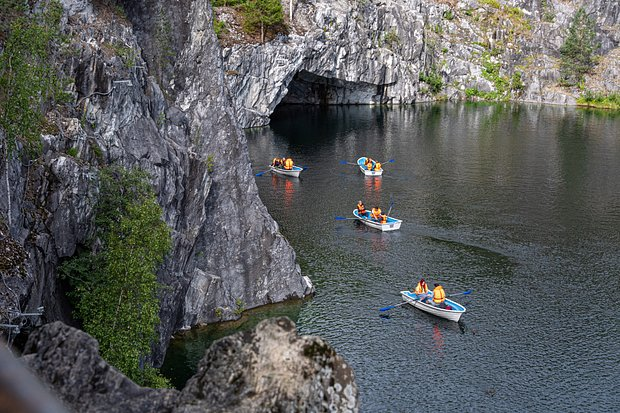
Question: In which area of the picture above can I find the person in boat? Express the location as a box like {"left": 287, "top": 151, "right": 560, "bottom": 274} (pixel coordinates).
{"left": 414, "top": 278, "right": 431, "bottom": 302}
{"left": 374, "top": 162, "right": 382, "bottom": 171}
{"left": 271, "top": 157, "right": 282, "bottom": 168}
{"left": 370, "top": 207, "right": 382, "bottom": 221}
{"left": 432, "top": 283, "right": 448, "bottom": 309}
{"left": 357, "top": 200, "right": 367, "bottom": 217}
{"left": 284, "top": 157, "right": 294, "bottom": 170}
{"left": 379, "top": 213, "right": 387, "bottom": 224}
{"left": 365, "top": 157, "right": 375, "bottom": 170}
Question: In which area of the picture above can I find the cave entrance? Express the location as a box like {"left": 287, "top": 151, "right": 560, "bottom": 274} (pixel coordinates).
{"left": 279, "top": 70, "right": 388, "bottom": 106}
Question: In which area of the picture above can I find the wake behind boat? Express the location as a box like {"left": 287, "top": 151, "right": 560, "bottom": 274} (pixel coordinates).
{"left": 270, "top": 165, "right": 303, "bottom": 177}
{"left": 353, "top": 209, "right": 402, "bottom": 231}
{"left": 400, "top": 290, "right": 466, "bottom": 322}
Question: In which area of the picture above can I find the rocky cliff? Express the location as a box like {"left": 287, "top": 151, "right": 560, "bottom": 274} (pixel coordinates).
{"left": 218, "top": 0, "right": 620, "bottom": 128}
{"left": 0, "top": 0, "right": 313, "bottom": 365}
{"left": 19, "top": 319, "right": 358, "bottom": 412}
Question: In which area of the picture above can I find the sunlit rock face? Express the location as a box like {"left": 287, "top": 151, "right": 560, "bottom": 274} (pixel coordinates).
{"left": 220, "top": 0, "right": 620, "bottom": 128}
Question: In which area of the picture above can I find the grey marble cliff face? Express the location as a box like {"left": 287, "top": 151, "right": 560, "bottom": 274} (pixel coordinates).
{"left": 20, "top": 319, "right": 358, "bottom": 412}
{"left": 221, "top": 0, "right": 620, "bottom": 128}
{"left": 0, "top": 0, "right": 313, "bottom": 364}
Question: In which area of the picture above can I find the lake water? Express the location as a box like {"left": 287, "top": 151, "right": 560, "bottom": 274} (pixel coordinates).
{"left": 162, "top": 103, "right": 620, "bottom": 412}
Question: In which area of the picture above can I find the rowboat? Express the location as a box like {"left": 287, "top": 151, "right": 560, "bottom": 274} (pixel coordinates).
{"left": 353, "top": 209, "right": 402, "bottom": 231}
{"left": 269, "top": 165, "right": 303, "bottom": 178}
{"left": 357, "top": 157, "right": 383, "bottom": 176}
{"left": 400, "top": 290, "right": 466, "bottom": 322}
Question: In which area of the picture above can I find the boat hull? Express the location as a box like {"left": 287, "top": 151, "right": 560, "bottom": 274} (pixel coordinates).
{"left": 270, "top": 165, "right": 302, "bottom": 177}
{"left": 357, "top": 157, "right": 383, "bottom": 176}
{"left": 353, "top": 209, "right": 402, "bottom": 231}
{"left": 400, "top": 290, "right": 465, "bottom": 322}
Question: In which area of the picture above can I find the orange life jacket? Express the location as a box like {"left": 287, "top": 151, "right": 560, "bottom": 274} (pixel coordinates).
{"left": 380, "top": 214, "right": 387, "bottom": 224}
{"left": 375, "top": 162, "right": 382, "bottom": 171}
{"left": 433, "top": 285, "right": 446, "bottom": 304}
{"left": 371, "top": 208, "right": 381, "bottom": 220}
{"left": 357, "top": 202, "right": 366, "bottom": 214}
{"left": 272, "top": 157, "right": 280, "bottom": 167}
{"left": 415, "top": 282, "right": 429, "bottom": 295}
{"left": 284, "top": 158, "right": 294, "bottom": 170}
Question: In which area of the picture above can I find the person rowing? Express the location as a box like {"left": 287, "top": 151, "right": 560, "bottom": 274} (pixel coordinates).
{"left": 357, "top": 200, "right": 367, "bottom": 217}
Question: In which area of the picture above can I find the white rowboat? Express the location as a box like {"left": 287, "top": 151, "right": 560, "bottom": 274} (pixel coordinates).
{"left": 353, "top": 209, "right": 402, "bottom": 231}
{"left": 357, "top": 157, "right": 383, "bottom": 176}
{"left": 269, "top": 165, "right": 303, "bottom": 178}
{"left": 400, "top": 290, "right": 466, "bottom": 322}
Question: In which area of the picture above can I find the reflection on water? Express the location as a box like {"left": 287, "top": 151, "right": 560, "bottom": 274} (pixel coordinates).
{"left": 164, "top": 103, "right": 620, "bottom": 412}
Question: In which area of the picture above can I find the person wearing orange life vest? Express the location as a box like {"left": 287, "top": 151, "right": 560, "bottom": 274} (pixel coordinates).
{"left": 271, "top": 157, "right": 282, "bottom": 168}
{"left": 432, "top": 283, "right": 447, "bottom": 308}
{"left": 379, "top": 213, "right": 387, "bottom": 224}
{"left": 374, "top": 162, "right": 382, "bottom": 171}
{"left": 357, "top": 200, "right": 367, "bottom": 217}
{"left": 284, "top": 158, "right": 294, "bottom": 170}
{"left": 414, "top": 278, "right": 431, "bottom": 303}
{"left": 365, "top": 157, "right": 375, "bottom": 170}
{"left": 370, "top": 207, "right": 382, "bottom": 221}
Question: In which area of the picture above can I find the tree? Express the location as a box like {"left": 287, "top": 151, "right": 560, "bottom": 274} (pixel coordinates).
{"left": 61, "top": 167, "right": 171, "bottom": 387}
{"left": 559, "top": 8, "right": 599, "bottom": 86}
{"left": 242, "top": 0, "right": 284, "bottom": 43}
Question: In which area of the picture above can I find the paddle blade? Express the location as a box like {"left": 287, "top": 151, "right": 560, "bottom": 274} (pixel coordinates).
{"left": 339, "top": 160, "right": 349, "bottom": 165}
{"left": 379, "top": 305, "right": 396, "bottom": 312}
{"left": 462, "top": 290, "right": 473, "bottom": 295}
{"left": 334, "top": 216, "right": 347, "bottom": 220}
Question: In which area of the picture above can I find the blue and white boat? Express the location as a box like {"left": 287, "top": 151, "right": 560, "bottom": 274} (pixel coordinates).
{"left": 269, "top": 165, "right": 303, "bottom": 177}
{"left": 400, "top": 290, "right": 466, "bottom": 322}
{"left": 353, "top": 209, "right": 402, "bottom": 231}
{"left": 357, "top": 157, "right": 383, "bottom": 176}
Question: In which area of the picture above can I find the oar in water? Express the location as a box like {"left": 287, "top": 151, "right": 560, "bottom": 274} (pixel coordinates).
{"left": 334, "top": 216, "right": 358, "bottom": 221}
{"left": 339, "top": 160, "right": 357, "bottom": 165}
{"left": 255, "top": 168, "right": 271, "bottom": 177}
{"left": 379, "top": 298, "right": 417, "bottom": 312}
{"left": 380, "top": 159, "right": 395, "bottom": 164}
{"left": 447, "top": 290, "right": 473, "bottom": 297}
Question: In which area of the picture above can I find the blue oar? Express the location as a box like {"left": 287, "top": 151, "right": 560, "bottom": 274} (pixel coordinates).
{"left": 255, "top": 168, "right": 271, "bottom": 177}
{"left": 380, "top": 159, "right": 395, "bottom": 164}
{"left": 335, "top": 216, "right": 358, "bottom": 221}
{"left": 448, "top": 290, "right": 473, "bottom": 297}
{"left": 339, "top": 160, "right": 357, "bottom": 165}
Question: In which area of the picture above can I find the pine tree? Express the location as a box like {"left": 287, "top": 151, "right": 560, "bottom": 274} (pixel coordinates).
{"left": 242, "top": 0, "right": 284, "bottom": 43}
{"left": 559, "top": 8, "right": 598, "bottom": 86}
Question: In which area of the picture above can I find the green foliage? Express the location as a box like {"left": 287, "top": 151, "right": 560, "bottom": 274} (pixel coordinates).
{"left": 0, "top": 0, "right": 68, "bottom": 155}
{"left": 212, "top": 0, "right": 246, "bottom": 6}
{"left": 479, "top": 0, "right": 500, "bottom": 9}
{"left": 540, "top": 0, "right": 555, "bottom": 22}
{"left": 443, "top": 10, "right": 454, "bottom": 21}
{"left": 242, "top": 0, "right": 284, "bottom": 43}
{"left": 466, "top": 54, "right": 524, "bottom": 101}
{"left": 60, "top": 166, "right": 172, "bottom": 387}
{"left": 419, "top": 68, "right": 444, "bottom": 95}
{"left": 577, "top": 91, "right": 620, "bottom": 110}
{"left": 559, "top": 8, "right": 599, "bottom": 87}
{"left": 206, "top": 154, "right": 215, "bottom": 173}
{"left": 66, "top": 147, "right": 78, "bottom": 157}
{"left": 383, "top": 29, "right": 400, "bottom": 50}
{"left": 234, "top": 298, "right": 245, "bottom": 315}
{"left": 213, "top": 18, "right": 227, "bottom": 38}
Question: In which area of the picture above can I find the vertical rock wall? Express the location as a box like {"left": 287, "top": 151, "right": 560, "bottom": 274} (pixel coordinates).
{"left": 0, "top": 0, "right": 313, "bottom": 365}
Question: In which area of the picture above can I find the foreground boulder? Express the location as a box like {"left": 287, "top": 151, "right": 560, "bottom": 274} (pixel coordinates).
{"left": 21, "top": 319, "right": 358, "bottom": 412}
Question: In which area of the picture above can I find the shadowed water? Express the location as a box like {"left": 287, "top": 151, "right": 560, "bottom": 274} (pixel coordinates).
{"left": 162, "top": 103, "right": 620, "bottom": 412}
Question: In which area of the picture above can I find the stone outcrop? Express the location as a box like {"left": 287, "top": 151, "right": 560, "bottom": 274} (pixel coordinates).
{"left": 219, "top": 0, "right": 620, "bottom": 128}
{"left": 20, "top": 320, "right": 358, "bottom": 413}
{"left": 0, "top": 0, "right": 313, "bottom": 365}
